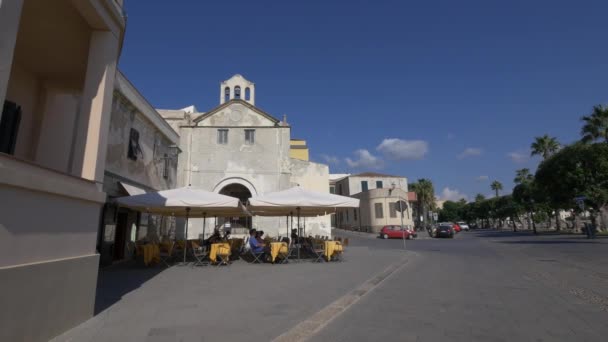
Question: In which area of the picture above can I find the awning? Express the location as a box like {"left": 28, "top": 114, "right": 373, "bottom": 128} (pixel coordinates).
{"left": 119, "top": 182, "right": 147, "bottom": 196}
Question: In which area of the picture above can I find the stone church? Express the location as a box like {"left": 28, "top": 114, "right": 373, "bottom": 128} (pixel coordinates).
{"left": 159, "top": 74, "right": 331, "bottom": 239}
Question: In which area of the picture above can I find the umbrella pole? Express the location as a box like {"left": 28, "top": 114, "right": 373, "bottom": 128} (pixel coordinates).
{"left": 203, "top": 213, "right": 207, "bottom": 245}
{"left": 184, "top": 207, "right": 190, "bottom": 264}
{"left": 297, "top": 207, "right": 301, "bottom": 260}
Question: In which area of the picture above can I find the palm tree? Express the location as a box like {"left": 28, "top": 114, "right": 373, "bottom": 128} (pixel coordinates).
{"left": 410, "top": 179, "right": 436, "bottom": 229}
{"left": 514, "top": 168, "right": 533, "bottom": 185}
{"left": 531, "top": 135, "right": 560, "bottom": 160}
{"left": 581, "top": 104, "right": 608, "bottom": 144}
{"left": 491, "top": 180, "right": 503, "bottom": 197}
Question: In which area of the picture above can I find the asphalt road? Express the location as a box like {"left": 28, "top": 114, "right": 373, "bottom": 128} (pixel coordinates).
{"left": 315, "top": 229, "right": 608, "bottom": 342}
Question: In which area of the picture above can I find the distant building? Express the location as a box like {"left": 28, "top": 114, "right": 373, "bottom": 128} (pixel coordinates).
{"left": 333, "top": 172, "right": 416, "bottom": 232}
{"left": 290, "top": 138, "right": 310, "bottom": 161}
{"left": 0, "top": 1, "right": 126, "bottom": 340}
{"left": 158, "top": 74, "right": 331, "bottom": 238}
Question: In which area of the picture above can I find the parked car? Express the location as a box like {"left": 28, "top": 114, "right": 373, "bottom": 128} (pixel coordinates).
{"left": 433, "top": 223, "right": 455, "bottom": 238}
{"left": 457, "top": 222, "right": 470, "bottom": 231}
{"left": 379, "top": 225, "right": 416, "bottom": 239}
{"left": 452, "top": 222, "right": 462, "bottom": 233}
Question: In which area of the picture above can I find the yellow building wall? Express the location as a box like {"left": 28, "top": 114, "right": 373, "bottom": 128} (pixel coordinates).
{"left": 290, "top": 140, "right": 309, "bottom": 161}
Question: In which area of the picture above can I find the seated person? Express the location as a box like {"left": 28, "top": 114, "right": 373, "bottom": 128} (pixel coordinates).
{"left": 255, "top": 230, "right": 265, "bottom": 243}
{"left": 291, "top": 229, "right": 300, "bottom": 244}
{"left": 205, "top": 228, "right": 222, "bottom": 246}
{"left": 249, "top": 229, "right": 266, "bottom": 254}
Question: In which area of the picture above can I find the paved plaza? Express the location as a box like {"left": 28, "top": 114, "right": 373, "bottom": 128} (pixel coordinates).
{"left": 53, "top": 230, "right": 608, "bottom": 342}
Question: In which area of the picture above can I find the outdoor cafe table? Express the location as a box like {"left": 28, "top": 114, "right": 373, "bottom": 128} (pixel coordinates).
{"left": 324, "top": 241, "right": 343, "bottom": 261}
{"left": 209, "top": 242, "right": 231, "bottom": 263}
{"left": 138, "top": 244, "right": 160, "bottom": 266}
{"left": 269, "top": 242, "right": 288, "bottom": 263}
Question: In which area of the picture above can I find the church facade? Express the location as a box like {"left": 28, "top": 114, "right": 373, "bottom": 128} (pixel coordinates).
{"left": 159, "top": 74, "right": 331, "bottom": 239}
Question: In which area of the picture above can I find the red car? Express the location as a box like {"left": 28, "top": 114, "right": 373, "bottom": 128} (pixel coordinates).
{"left": 379, "top": 225, "right": 416, "bottom": 239}
{"left": 452, "top": 223, "right": 462, "bottom": 233}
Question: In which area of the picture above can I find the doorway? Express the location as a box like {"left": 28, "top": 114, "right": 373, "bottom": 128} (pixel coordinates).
{"left": 219, "top": 183, "right": 252, "bottom": 231}
{"left": 113, "top": 212, "right": 128, "bottom": 261}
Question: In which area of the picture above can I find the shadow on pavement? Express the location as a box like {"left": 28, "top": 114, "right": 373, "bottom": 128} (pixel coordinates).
{"left": 472, "top": 229, "right": 608, "bottom": 240}
{"left": 472, "top": 230, "right": 535, "bottom": 238}
{"left": 94, "top": 261, "right": 165, "bottom": 314}
{"left": 497, "top": 240, "right": 601, "bottom": 245}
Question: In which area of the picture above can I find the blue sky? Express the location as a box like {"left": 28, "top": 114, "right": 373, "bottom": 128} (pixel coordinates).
{"left": 119, "top": 0, "right": 608, "bottom": 201}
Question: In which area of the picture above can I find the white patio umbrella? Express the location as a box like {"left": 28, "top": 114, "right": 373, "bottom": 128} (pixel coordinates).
{"left": 248, "top": 185, "right": 360, "bottom": 238}
{"left": 116, "top": 186, "right": 249, "bottom": 263}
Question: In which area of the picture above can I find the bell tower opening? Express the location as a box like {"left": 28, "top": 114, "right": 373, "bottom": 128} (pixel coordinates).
{"left": 219, "top": 74, "right": 255, "bottom": 105}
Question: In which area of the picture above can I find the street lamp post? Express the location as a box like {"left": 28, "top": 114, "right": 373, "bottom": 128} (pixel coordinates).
{"left": 392, "top": 183, "right": 406, "bottom": 250}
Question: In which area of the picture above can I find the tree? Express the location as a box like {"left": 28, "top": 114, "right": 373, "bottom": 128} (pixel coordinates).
{"left": 475, "top": 194, "right": 486, "bottom": 202}
{"left": 439, "top": 200, "right": 466, "bottom": 222}
{"left": 512, "top": 181, "right": 538, "bottom": 234}
{"left": 410, "top": 179, "right": 436, "bottom": 228}
{"left": 514, "top": 168, "right": 533, "bottom": 185}
{"left": 491, "top": 180, "right": 503, "bottom": 197}
{"left": 581, "top": 105, "right": 608, "bottom": 144}
{"left": 535, "top": 142, "right": 608, "bottom": 231}
{"left": 531, "top": 135, "right": 560, "bottom": 160}
{"left": 495, "top": 195, "right": 523, "bottom": 231}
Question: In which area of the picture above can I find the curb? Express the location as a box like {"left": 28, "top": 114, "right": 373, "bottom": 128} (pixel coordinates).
{"left": 272, "top": 251, "right": 419, "bottom": 342}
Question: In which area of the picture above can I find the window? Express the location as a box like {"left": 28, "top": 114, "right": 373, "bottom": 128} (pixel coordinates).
{"left": 217, "top": 129, "right": 228, "bottom": 144}
{"left": 389, "top": 202, "right": 397, "bottom": 218}
{"left": 224, "top": 87, "right": 230, "bottom": 102}
{"left": 163, "top": 154, "right": 169, "bottom": 179}
{"left": 0, "top": 100, "right": 21, "bottom": 155}
{"left": 234, "top": 86, "right": 241, "bottom": 99}
{"left": 245, "top": 87, "right": 251, "bottom": 101}
{"left": 354, "top": 209, "right": 357, "bottom": 221}
{"left": 245, "top": 129, "right": 255, "bottom": 144}
{"left": 361, "top": 181, "right": 368, "bottom": 192}
{"left": 127, "top": 128, "right": 142, "bottom": 160}
{"left": 376, "top": 181, "right": 383, "bottom": 188}
{"left": 330, "top": 186, "right": 335, "bottom": 194}
{"left": 346, "top": 210, "right": 349, "bottom": 222}
{"left": 375, "top": 203, "right": 383, "bottom": 219}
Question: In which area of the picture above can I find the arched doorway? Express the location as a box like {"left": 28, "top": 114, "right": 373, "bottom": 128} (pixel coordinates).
{"left": 218, "top": 183, "right": 252, "bottom": 233}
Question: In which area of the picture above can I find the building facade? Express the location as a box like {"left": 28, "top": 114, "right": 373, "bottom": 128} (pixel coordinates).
{"left": 334, "top": 173, "right": 416, "bottom": 232}
{"left": 0, "top": 0, "right": 126, "bottom": 341}
{"left": 98, "top": 71, "right": 180, "bottom": 266}
{"left": 289, "top": 139, "right": 310, "bottom": 161}
{"left": 159, "top": 74, "right": 331, "bottom": 239}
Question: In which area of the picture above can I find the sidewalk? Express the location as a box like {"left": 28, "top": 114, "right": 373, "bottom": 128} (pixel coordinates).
{"left": 52, "top": 246, "right": 412, "bottom": 342}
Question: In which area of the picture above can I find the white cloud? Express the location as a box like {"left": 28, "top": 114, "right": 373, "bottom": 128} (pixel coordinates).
{"left": 457, "top": 147, "right": 483, "bottom": 159}
{"left": 320, "top": 154, "right": 340, "bottom": 165}
{"left": 376, "top": 138, "right": 428, "bottom": 160}
{"left": 345, "top": 149, "right": 384, "bottom": 169}
{"left": 476, "top": 175, "right": 489, "bottom": 182}
{"left": 507, "top": 151, "right": 529, "bottom": 164}
{"left": 438, "top": 187, "right": 468, "bottom": 201}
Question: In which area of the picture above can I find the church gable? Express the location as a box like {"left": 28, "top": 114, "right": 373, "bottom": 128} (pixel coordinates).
{"left": 194, "top": 100, "right": 280, "bottom": 127}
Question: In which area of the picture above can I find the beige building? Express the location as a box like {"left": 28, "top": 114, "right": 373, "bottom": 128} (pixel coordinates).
{"left": 0, "top": 0, "right": 126, "bottom": 341}
{"left": 334, "top": 173, "right": 415, "bottom": 232}
{"left": 98, "top": 71, "right": 180, "bottom": 266}
{"left": 290, "top": 139, "right": 310, "bottom": 161}
{"left": 159, "top": 74, "right": 331, "bottom": 239}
